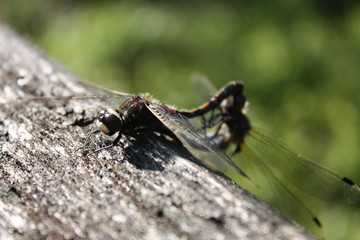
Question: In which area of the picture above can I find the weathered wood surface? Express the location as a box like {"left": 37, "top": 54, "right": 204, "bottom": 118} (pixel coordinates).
{"left": 0, "top": 23, "right": 317, "bottom": 240}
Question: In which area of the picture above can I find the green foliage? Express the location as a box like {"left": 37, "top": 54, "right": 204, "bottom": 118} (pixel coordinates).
{"left": 1, "top": 1, "right": 360, "bottom": 239}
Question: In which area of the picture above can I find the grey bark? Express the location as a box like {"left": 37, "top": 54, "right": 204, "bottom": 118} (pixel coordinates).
{"left": 0, "top": 23, "right": 317, "bottom": 240}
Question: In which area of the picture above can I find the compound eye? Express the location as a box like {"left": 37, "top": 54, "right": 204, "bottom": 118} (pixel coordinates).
{"left": 96, "top": 109, "right": 122, "bottom": 136}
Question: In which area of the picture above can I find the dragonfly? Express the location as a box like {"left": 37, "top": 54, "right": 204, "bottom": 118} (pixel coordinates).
{"left": 14, "top": 76, "right": 360, "bottom": 234}
{"left": 179, "top": 75, "right": 360, "bottom": 232}
{"left": 13, "top": 80, "right": 254, "bottom": 184}
{"left": 92, "top": 93, "right": 255, "bottom": 181}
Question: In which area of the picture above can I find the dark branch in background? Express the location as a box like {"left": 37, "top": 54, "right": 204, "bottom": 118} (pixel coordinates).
{"left": 0, "top": 23, "right": 317, "bottom": 240}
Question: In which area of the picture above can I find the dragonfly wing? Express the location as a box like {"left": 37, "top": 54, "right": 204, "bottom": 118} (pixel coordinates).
{"left": 76, "top": 78, "right": 134, "bottom": 98}
{"left": 12, "top": 82, "right": 133, "bottom": 105}
{"left": 191, "top": 73, "right": 218, "bottom": 103}
{"left": 239, "top": 142, "right": 322, "bottom": 232}
{"left": 244, "top": 128, "right": 360, "bottom": 204}
{"left": 145, "top": 102, "right": 254, "bottom": 183}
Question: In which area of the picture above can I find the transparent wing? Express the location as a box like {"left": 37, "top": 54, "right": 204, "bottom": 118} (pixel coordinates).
{"left": 239, "top": 142, "right": 322, "bottom": 232}
{"left": 145, "top": 102, "right": 255, "bottom": 184}
{"left": 243, "top": 128, "right": 360, "bottom": 204}
{"left": 13, "top": 94, "right": 132, "bottom": 102}
{"left": 12, "top": 77, "right": 134, "bottom": 103}
{"left": 75, "top": 78, "right": 134, "bottom": 98}
{"left": 191, "top": 73, "right": 218, "bottom": 103}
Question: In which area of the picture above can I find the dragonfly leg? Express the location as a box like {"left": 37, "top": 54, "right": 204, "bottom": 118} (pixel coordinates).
{"left": 206, "top": 105, "right": 227, "bottom": 127}
{"left": 74, "top": 129, "right": 100, "bottom": 153}
{"left": 94, "top": 131, "right": 122, "bottom": 152}
{"left": 200, "top": 114, "right": 207, "bottom": 133}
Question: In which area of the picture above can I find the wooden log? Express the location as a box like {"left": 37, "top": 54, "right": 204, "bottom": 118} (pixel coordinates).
{"left": 0, "top": 23, "right": 317, "bottom": 240}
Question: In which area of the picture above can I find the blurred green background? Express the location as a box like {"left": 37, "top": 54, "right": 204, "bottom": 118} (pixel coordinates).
{"left": 1, "top": 0, "right": 360, "bottom": 239}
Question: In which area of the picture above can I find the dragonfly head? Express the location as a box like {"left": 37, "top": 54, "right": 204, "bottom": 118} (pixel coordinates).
{"left": 96, "top": 108, "right": 123, "bottom": 136}
{"left": 221, "top": 92, "right": 247, "bottom": 114}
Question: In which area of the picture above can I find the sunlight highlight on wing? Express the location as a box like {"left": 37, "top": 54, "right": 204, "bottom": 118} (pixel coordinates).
{"left": 145, "top": 102, "right": 255, "bottom": 183}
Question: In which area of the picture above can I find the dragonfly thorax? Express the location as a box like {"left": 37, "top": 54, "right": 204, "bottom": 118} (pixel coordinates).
{"left": 96, "top": 108, "right": 123, "bottom": 136}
